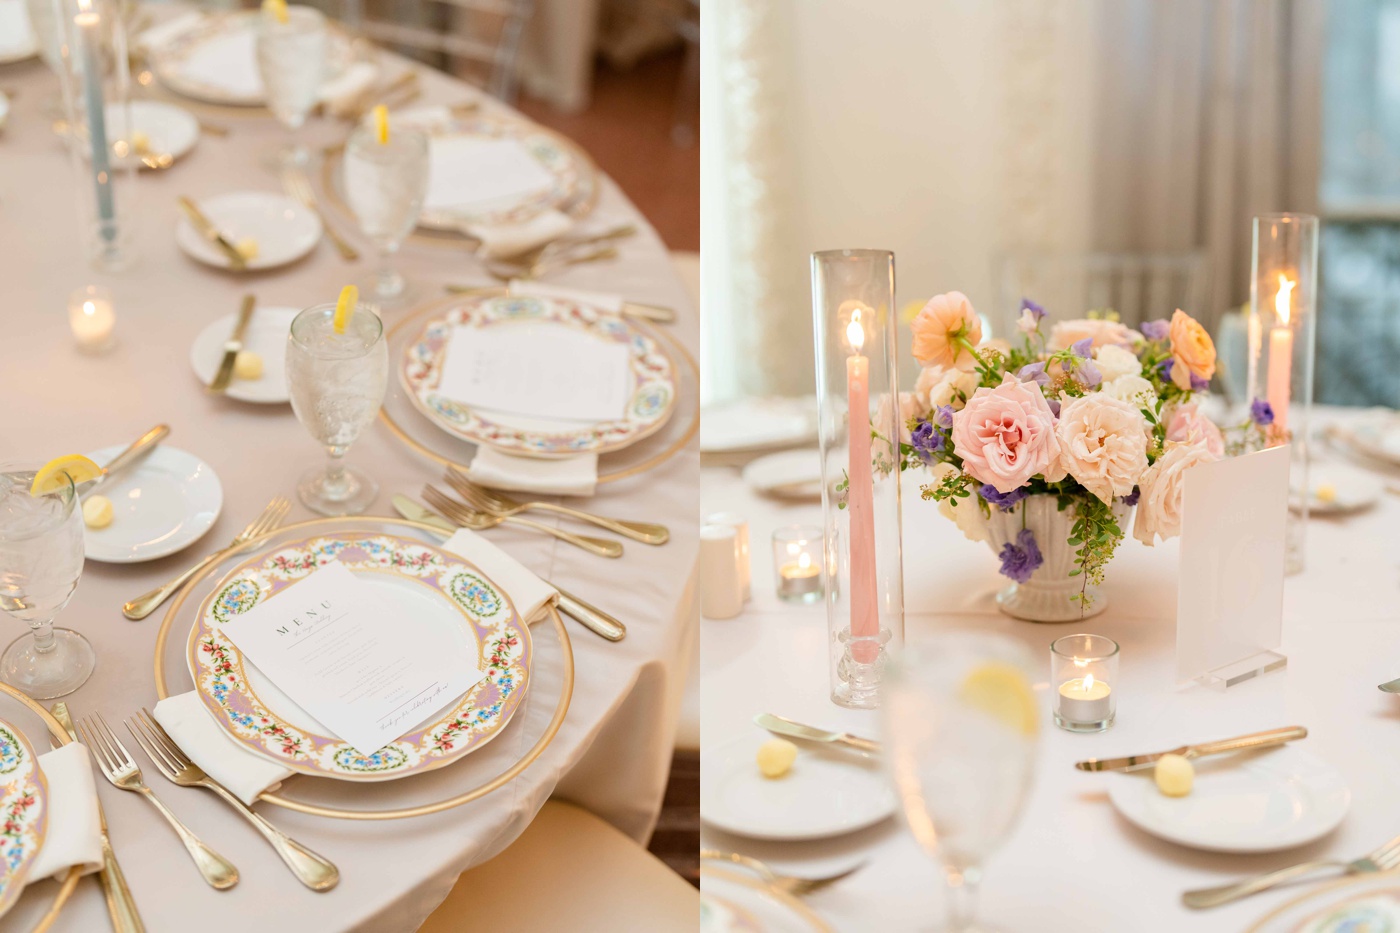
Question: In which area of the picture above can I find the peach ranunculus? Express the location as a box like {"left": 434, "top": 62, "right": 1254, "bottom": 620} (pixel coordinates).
{"left": 1164, "top": 401, "right": 1225, "bottom": 458}
{"left": 1048, "top": 318, "right": 1140, "bottom": 352}
{"left": 1168, "top": 308, "right": 1217, "bottom": 391}
{"left": 1054, "top": 394, "right": 1150, "bottom": 504}
{"left": 910, "top": 291, "right": 982, "bottom": 370}
{"left": 916, "top": 365, "right": 981, "bottom": 411}
{"left": 950, "top": 374, "right": 1060, "bottom": 494}
{"left": 1133, "top": 439, "right": 1220, "bottom": 546}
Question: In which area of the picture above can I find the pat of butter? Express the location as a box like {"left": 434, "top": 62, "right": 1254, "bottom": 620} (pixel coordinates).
{"left": 1154, "top": 753, "right": 1194, "bottom": 797}
{"left": 235, "top": 238, "right": 259, "bottom": 261}
{"left": 1315, "top": 482, "right": 1337, "bottom": 503}
{"left": 131, "top": 130, "right": 151, "bottom": 151}
{"left": 756, "top": 738, "right": 798, "bottom": 779}
{"left": 82, "top": 495, "right": 114, "bottom": 530}
{"left": 233, "top": 351, "right": 263, "bottom": 380}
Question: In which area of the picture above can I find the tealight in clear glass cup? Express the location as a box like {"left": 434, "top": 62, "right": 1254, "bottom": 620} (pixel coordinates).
{"left": 1050, "top": 634, "right": 1120, "bottom": 733}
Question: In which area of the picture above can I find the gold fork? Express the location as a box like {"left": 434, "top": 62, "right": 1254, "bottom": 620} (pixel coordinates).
{"left": 1182, "top": 832, "right": 1400, "bottom": 908}
{"left": 282, "top": 169, "right": 359, "bottom": 262}
{"left": 77, "top": 714, "right": 238, "bottom": 890}
{"left": 701, "top": 850, "right": 866, "bottom": 896}
{"left": 123, "top": 497, "right": 290, "bottom": 620}
{"left": 126, "top": 710, "right": 339, "bottom": 892}
{"left": 422, "top": 486, "right": 623, "bottom": 558}
{"left": 444, "top": 467, "right": 668, "bottom": 545}
{"left": 486, "top": 245, "right": 620, "bottom": 283}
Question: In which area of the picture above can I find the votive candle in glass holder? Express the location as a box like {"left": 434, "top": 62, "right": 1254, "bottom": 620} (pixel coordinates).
{"left": 705, "top": 512, "right": 751, "bottom": 601}
{"left": 68, "top": 285, "right": 115, "bottom": 353}
{"left": 1050, "top": 633, "right": 1119, "bottom": 733}
{"left": 773, "top": 524, "right": 823, "bottom": 604}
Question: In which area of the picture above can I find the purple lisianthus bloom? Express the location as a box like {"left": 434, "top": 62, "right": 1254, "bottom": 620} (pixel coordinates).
{"left": 1076, "top": 359, "right": 1103, "bottom": 388}
{"left": 980, "top": 484, "right": 1028, "bottom": 511}
{"left": 1019, "top": 298, "right": 1047, "bottom": 321}
{"left": 1190, "top": 373, "right": 1209, "bottom": 391}
{"left": 1141, "top": 319, "right": 1170, "bottom": 341}
{"left": 1250, "top": 398, "right": 1275, "bottom": 426}
{"left": 1120, "top": 489, "right": 1140, "bottom": 507}
{"left": 1017, "top": 361, "right": 1050, "bottom": 387}
{"left": 1046, "top": 398, "right": 1061, "bottom": 418}
{"left": 910, "top": 420, "right": 945, "bottom": 458}
{"left": 933, "top": 404, "right": 955, "bottom": 429}
{"left": 998, "top": 528, "right": 1043, "bottom": 584}
{"left": 1069, "top": 337, "right": 1094, "bottom": 359}
{"left": 1156, "top": 358, "right": 1174, "bottom": 381}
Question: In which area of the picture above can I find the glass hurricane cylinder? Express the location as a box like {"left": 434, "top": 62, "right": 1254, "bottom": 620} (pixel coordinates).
{"left": 1247, "top": 214, "right": 1318, "bottom": 575}
{"left": 50, "top": 0, "right": 137, "bottom": 271}
{"left": 811, "top": 249, "right": 905, "bottom": 709}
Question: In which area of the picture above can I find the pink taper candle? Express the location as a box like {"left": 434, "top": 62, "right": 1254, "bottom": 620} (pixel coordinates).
{"left": 1266, "top": 274, "right": 1295, "bottom": 436}
{"left": 846, "top": 312, "right": 879, "bottom": 663}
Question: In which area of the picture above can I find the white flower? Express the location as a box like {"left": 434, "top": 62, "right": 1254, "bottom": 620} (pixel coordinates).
{"left": 873, "top": 391, "right": 921, "bottom": 446}
{"left": 1016, "top": 309, "right": 1040, "bottom": 334}
{"left": 918, "top": 366, "right": 981, "bottom": 411}
{"left": 1054, "top": 394, "right": 1150, "bottom": 504}
{"left": 929, "top": 462, "right": 988, "bottom": 542}
{"left": 1094, "top": 344, "right": 1142, "bottom": 384}
{"left": 1134, "top": 440, "right": 1220, "bottom": 545}
{"left": 1100, "top": 374, "right": 1157, "bottom": 409}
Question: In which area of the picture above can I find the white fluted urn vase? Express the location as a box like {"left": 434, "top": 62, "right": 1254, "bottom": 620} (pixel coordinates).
{"left": 984, "top": 494, "right": 1131, "bottom": 623}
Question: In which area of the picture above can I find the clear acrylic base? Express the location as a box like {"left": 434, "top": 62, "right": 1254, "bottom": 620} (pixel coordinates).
{"left": 1, "top": 628, "right": 96, "bottom": 699}
{"left": 297, "top": 463, "right": 378, "bottom": 517}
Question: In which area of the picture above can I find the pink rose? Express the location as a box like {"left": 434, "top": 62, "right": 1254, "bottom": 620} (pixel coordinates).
{"left": 1133, "top": 440, "right": 1219, "bottom": 545}
{"left": 1164, "top": 401, "right": 1225, "bottom": 458}
{"left": 1048, "top": 318, "right": 1140, "bottom": 352}
{"left": 951, "top": 374, "right": 1060, "bottom": 494}
{"left": 1055, "top": 394, "right": 1150, "bottom": 504}
{"left": 910, "top": 291, "right": 982, "bottom": 370}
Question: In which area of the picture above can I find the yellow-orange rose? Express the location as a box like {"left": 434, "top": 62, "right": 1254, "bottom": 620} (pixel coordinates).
{"left": 1168, "top": 309, "right": 1216, "bottom": 390}
{"left": 910, "top": 291, "right": 982, "bottom": 371}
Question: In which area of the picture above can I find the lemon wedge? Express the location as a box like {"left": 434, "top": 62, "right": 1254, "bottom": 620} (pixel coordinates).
{"left": 29, "top": 455, "right": 102, "bottom": 496}
{"left": 372, "top": 104, "right": 389, "bottom": 145}
{"left": 262, "top": 0, "right": 289, "bottom": 24}
{"left": 959, "top": 662, "right": 1038, "bottom": 736}
{"left": 333, "top": 285, "right": 358, "bottom": 334}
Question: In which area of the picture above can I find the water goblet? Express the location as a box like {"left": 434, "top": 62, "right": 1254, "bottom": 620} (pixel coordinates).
{"left": 343, "top": 122, "right": 429, "bottom": 306}
{"left": 880, "top": 632, "right": 1041, "bottom": 932}
{"left": 255, "top": 4, "right": 327, "bottom": 168}
{"left": 0, "top": 464, "right": 95, "bottom": 699}
{"left": 286, "top": 301, "right": 388, "bottom": 515}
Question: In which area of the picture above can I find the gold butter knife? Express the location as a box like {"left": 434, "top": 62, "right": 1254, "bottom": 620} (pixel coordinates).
{"left": 1074, "top": 725, "right": 1308, "bottom": 772}
{"left": 208, "top": 295, "right": 256, "bottom": 394}
{"left": 51, "top": 702, "right": 145, "bottom": 933}
{"left": 177, "top": 196, "right": 247, "bottom": 271}
{"left": 754, "top": 712, "right": 881, "bottom": 755}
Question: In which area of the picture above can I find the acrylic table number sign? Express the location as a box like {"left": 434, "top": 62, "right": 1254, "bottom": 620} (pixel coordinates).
{"left": 1176, "top": 445, "right": 1290, "bottom": 690}
{"left": 811, "top": 249, "right": 905, "bottom": 709}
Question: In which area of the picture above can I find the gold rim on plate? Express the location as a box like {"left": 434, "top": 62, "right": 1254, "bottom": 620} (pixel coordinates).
{"left": 701, "top": 866, "right": 832, "bottom": 933}
{"left": 1244, "top": 866, "right": 1400, "bottom": 932}
{"left": 153, "top": 516, "right": 574, "bottom": 820}
{"left": 0, "top": 683, "right": 82, "bottom": 933}
{"left": 379, "top": 291, "right": 698, "bottom": 484}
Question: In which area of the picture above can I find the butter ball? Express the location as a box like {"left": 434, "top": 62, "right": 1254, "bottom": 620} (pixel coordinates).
{"left": 1315, "top": 482, "right": 1337, "bottom": 504}
{"left": 233, "top": 351, "right": 264, "bottom": 381}
{"left": 1154, "top": 753, "right": 1194, "bottom": 797}
{"left": 131, "top": 130, "right": 151, "bottom": 151}
{"left": 756, "top": 738, "right": 798, "bottom": 779}
{"left": 82, "top": 495, "right": 114, "bottom": 530}
{"left": 235, "top": 238, "right": 259, "bottom": 261}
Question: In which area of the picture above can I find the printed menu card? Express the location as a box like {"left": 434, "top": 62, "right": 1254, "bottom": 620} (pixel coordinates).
{"left": 222, "top": 562, "right": 484, "bottom": 755}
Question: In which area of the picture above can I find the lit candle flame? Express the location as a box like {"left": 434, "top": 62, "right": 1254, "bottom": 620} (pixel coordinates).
{"left": 846, "top": 308, "right": 865, "bottom": 352}
{"left": 786, "top": 542, "right": 800, "bottom": 557}
{"left": 83, "top": 301, "right": 96, "bottom": 318}
{"left": 1275, "top": 274, "right": 1295, "bottom": 326}
{"left": 1082, "top": 673, "right": 1096, "bottom": 692}
{"left": 798, "top": 552, "right": 812, "bottom": 570}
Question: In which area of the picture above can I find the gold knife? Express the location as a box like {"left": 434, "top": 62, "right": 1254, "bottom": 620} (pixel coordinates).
{"left": 754, "top": 712, "right": 881, "bottom": 755}
{"left": 51, "top": 702, "right": 145, "bottom": 933}
{"left": 1074, "top": 725, "right": 1308, "bottom": 772}
{"left": 177, "top": 196, "right": 247, "bottom": 271}
{"left": 208, "top": 295, "right": 257, "bottom": 393}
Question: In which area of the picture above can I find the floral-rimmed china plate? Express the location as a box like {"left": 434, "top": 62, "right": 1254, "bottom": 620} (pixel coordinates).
{"left": 187, "top": 532, "right": 531, "bottom": 781}
{"left": 400, "top": 294, "right": 677, "bottom": 458}
{"left": 1245, "top": 870, "right": 1400, "bottom": 932}
{"left": 0, "top": 719, "right": 48, "bottom": 921}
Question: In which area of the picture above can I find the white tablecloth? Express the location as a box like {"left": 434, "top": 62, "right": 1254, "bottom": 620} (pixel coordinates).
{"left": 0, "top": 35, "right": 697, "bottom": 932}
{"left": 701, "top": 414, "right": 1400, "bottom": 931}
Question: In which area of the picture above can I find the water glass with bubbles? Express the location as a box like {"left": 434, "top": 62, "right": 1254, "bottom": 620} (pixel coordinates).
{"left": 343, "top": 122, "right": 429, "bottom": 306}
{"left": 256, "top": 4, "right": 327, "bottom": 167}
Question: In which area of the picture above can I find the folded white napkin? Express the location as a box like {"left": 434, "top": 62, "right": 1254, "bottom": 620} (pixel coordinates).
{"left": 508, "top": 280, "right": 624, "bottom": 315}
{"left": 29, "top": 743, "right": 103, "bottom": 883}
{"left": 149, "top": 533, "right": 554, "bottom": 798}
{"left": 135, "top": 11, "right": 204, "bottom": 54}
{"left": 152, "top": 691, "right": 291, "bottom": 806}
{"left": 318, "top": 61, "right": 378, "bottom": 115}
{"left": 464, "top": 208, "right": 574, "bottom": 260}
{"left": 468, "top": 446, "right": 598, "bottom": 497}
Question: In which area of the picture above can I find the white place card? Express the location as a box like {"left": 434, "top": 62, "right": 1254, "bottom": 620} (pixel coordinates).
{"left": 425, "top": 137, "right": 556, "bottom": 214}
{"left": 221, "top": 562, "right": 484, "bottom": 755}
{"left": 435, "top": 324, "right": 631, "bottom": 422}
{"left": 1176, "top": 445, "right": 1290, "bottom": 687}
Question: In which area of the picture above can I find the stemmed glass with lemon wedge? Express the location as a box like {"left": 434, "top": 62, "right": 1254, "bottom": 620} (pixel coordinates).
{"left": 0, "top": 457, "right": 98, "bottom": 698}
{"left": 344, "top": 105, "right": 430, "bottom": 307}
{"left": 286, "top": 286, "right": 388, "bottom": 516}
{"left": 256, "top": 0, "right": 327, "bottom": 168}
{"left": 880, "top": 633, "right": 1040, "bottom": 933}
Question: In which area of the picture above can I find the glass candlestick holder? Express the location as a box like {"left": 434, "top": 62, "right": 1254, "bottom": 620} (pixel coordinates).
{"left": 812, "top": 248, "right": 905, "bottom": 709}
{"left": 1246, "top": 213, "right": 1318, "bottom": 575}
{"left": 772, "top": 525, "right": 823, "bottom": 604}
{"left": 1051, "top": 634, "right": 1119, "bottom": 733}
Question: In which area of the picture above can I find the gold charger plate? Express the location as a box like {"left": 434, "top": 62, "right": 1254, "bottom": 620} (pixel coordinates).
{"left": 379, "top": 291, "right": 698, "bottom": 485}
{"left": 155, "top": 516, "right": 574, "bottom": 820}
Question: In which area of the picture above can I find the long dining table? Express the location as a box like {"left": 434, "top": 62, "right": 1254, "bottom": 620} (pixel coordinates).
{"left": 701, "top": 410, "right": 1400, "bottom": 931}
{"left": 0, "top": 18, "right": 698, "bottom": 931}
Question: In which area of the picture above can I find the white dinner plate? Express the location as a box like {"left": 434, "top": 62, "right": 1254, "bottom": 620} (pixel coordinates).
{"left": 189, "top": 305, "right": 297, "bottom": 403}
{"left": 1328, "top": 413, "right": 1400, "bottom": 468}
{"left": 1107, "top": 745, "right": 1350, "bottom": 853}
{"left": 81, "top": 445, "right": 223, "bottom": 564}
{"left": 700, "top": 732, "right": 896, "bottom": 841}
{"left": 0, "top": 0, "right": 38, "bottom": 64}
{"left": 1291, "top": 463, "right": 1383, "bottom": 516}
{"left": 175, "top": 192, "right": 321, "bottom": 271}
{"left": 700, "top": 397, "right": 819, "bottom": 454}
{"left": 701, "top": 867, "right": 832, "bottom": 933}
{"left": 743, "top": 449, "right": 824, "bottom": 501}
{"left": 105, "top": 100, "right": 201, "bottom": 170}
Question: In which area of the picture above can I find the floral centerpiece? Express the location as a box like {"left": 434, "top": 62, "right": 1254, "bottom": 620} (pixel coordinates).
{"left": 893, "top": 292, "right": 1273, "bottom": 621}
